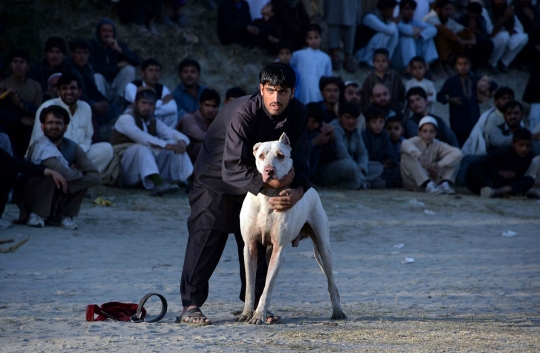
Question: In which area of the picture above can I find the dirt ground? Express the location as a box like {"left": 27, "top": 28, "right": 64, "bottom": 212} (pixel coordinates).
{"left": 1, "top": 185, "right": 539, "bottom": 352}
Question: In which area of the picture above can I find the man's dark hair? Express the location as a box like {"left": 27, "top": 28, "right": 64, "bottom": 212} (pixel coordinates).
{"left": 400, "top": 0, "right": 417, "bottom": 10}
{"left": 306, "top": 102, "right": 325, "bottom": 122}
{"left": 200, "top": 88, "right": 221, "bottom": 105}
{"left": 135, "top": 87, "right": 158, "bottom": 102}
{"left": 277, "top": 40, "right": 294, "bottom": 53}
{"left": 318, "top": 76, "right": 344, "bottom": 92}
{"left": 8, "top": 49, "right": 30, "bottom": 64}
{"left": 512, "top": 128, "right": 532, "bottom": 142}
{"left": 435, "top": 0, "right": 455, "bottom": 9}
{"left": 453, "top": 52, "right": 471, "bottom": 65}
{"left": 44, "top": 36, "right": 67, "bottom": 54}
{"left": 377, "top": 0, "right": 399, "bottom": 11}
{"left": 386, "top": 115, "right": 403, "bottom": 127}
{"left": 305, "top": 23, "right": 322, "bottom": 37}
{"left": 338, "top": 101, "right": 360, "bottom": 118}
{"left": 141, "top": 58, "right": 161, "bottom": 71}
{"left": 225, "top": 86, "right": 246, "bottom": 100}
{"left": 467, "top": 1, "right": 483, "bottom": 14}
{"left": 502, "top": 100, "right": 524, "bottom": 114}
{"left": 406, "top": 86, "right": 428, "bottom": 101}
{"left": 69, "top": 37, "right": 90, "bottom": 52}
{"left": 259, "top": 62, "right": 296, "bottom": 89}
{"left": 57, "top": 72, "right": 81, "bottom": 89}
{"left": 409, "top": 55, "right": 426, "bottom": 67}
{"left": 39, "top": 105, "right": 70, "bottom": 125}
{"left": 364, "top": 106, "right": 387, "bottom": 123}
{"left": 178, "top": 58, "right": 201, "bottom": 74}
{"left": 494, "top": 86, "right": 515, "bottom": 100}
{"left": 373, "top": 48, "right": 390, "bottom": 59}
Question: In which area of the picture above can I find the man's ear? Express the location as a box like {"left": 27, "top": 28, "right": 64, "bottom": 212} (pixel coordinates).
{"left": 41, "top": 123, "right": 45, "bottom": 132}
{"left": 253, "top": 142, "right": 262, "bottom": 156}
{"left": 259, "top": 84, "right": 264, "bottom": 96}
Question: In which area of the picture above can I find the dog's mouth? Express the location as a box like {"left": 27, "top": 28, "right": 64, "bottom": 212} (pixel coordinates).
{"left": 262, "top": 167, "right": 275, "bottom": 183}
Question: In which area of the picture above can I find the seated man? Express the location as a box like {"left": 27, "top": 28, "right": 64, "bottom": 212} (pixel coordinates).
{"left": 66, "top": 37, "right": 119, "bottom": 127}
{"left": 462, "top": 86, "right": 515, "bottom": 156}
{"left": 224, "top": 86, "right": 246, "bottom": 105}
{"left": 394, "top": 0, "right": 438, "bottom": 70}
{"left": 318, "top": 76, "right": 344, "bottom": 123}
{"left": 30, "top": 73, "right": 113, "bottom": 173}
{"left": 105, "top": 87, "right": 193, "bottom": 196}
{"left": 355, "top": 0, "right": 399, "bottom": 66}
{"left": 466, "top": 128, "right": 536, "bottom": 197}
{"left": 405, "top": 87, "right": 459, "bottom": 147}
{"left": 484, "top": 0, "right": 529, "bottom": 73}
{"left": 172, "top": 59, "right": 207, "bottom": 119}
{"left": 401, "top": 116, "right": 463, "bottom": 194}
{"left": 17, "top": 105, "right": 100, "bottom": 229}
{"left": 313, "top": 102, "right": 384, "bottom": 189}
{"left": 488, "top": 100, "right": 540, "bottom": 155}
{"left": 177, "top": 88, "right": 220, "bottom": 163}
{"left": 368, "top": 83, "right": 404, "bottom": 121}
{"left": 89, "top": 18, "right": 141, "bottom": 103}
{"left": 305, "top": 102, "right": 336, "bottom": 182}
{"left": 124, "top": 58, "right": 178, "bottom": 128}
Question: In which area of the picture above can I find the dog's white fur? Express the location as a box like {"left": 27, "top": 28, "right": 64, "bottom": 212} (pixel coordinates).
{"left": 238, "top": 133, "right": 346, "bottom": 324}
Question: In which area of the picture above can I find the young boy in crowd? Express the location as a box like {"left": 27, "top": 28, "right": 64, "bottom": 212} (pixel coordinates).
{"left": 401, "top": 116, "right": 463, "bottom": 194}
{"left": 362, "top": 107, "right": 401, "bottom": 187}
{"left": 361, "top": 48, "right": 405, "bottom": 112}
{"left": 385, "top": 116, "right": 405, "bottom": 159}
{"left": 466, "top": 128, "right": 536, "bottom": 198}
{"left": 290, "top": 24, "right": 332, "bottom": 105}
{"left": 437, "top": 53, "right": 498, "bottom": 146}
{"left": 404, "top": 56, "right": 436, "bottom": 111}
{"left": 276, "top": 41, "right": 301, "bottom": 101}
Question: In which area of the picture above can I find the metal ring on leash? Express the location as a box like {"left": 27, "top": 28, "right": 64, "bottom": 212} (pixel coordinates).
{"left": 130, "top": 293, "right": 168, "bottom": 323}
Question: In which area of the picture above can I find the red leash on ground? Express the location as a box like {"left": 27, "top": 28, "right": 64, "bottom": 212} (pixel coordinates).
{"left": 86, "top": 293, "right": 167, "bottom": 323}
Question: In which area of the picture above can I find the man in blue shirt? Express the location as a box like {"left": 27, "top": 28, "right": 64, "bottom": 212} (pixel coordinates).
{"left": 172, "top": 59, "right": 207, "bottom": 121}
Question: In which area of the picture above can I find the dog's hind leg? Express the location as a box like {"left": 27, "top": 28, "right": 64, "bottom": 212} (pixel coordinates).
{"left": 248, "top": 244, "right": 285, "bottom": 325}
{"left": 238, "top": 241, "right": 259, "bottom": 322}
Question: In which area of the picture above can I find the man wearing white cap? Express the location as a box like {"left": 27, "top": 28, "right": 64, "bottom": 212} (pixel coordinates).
{"left": 400, "top": 116, "right": 463, "bottom": 194}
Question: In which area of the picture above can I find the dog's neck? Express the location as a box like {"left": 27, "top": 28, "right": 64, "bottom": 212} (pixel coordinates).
{"left": 258, "top": 186, "right": 290, "bottom": 197}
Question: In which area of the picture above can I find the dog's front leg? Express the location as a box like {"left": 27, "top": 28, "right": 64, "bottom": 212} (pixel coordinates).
{"left": 238, "top": 241, "right": 258, "bottom": 322}
{"left": 248, "top": 244, "right": 285, "bottom": 325}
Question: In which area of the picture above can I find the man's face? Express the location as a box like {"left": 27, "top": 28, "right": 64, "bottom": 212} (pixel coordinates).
{"left": 408, "top": 94, "right": 428, "bottom": 115}
{"left": 179, "top": 65, "right": 199, "bottom": 87}
{"left": 48, "top": 76, "right": 60, "bottom": 98}
{"left": 307, "top": 117, "right": 320, "bottom": 133}
{"left": 386, "top": 121, "right": 403, "bottom": 141}
{"left": 71, "top": 48, "right": 90, "bottom": 67}
{"left": 9, "top": 57, "right": 29, "bottom": 77}
{"left": 440, "top": 4, "right": 454, "bottom": 20}
{"left": 410, "top": 61, "right": 426, "bottom": 81}
{"left": 455, "top": 57, "right": 470, "bottom": 75}
{"left": 373, "top": 54, "right": 389, "bottom": 72}
{"left": 382, "top": 6, "right": 396, "bottom": 18}
{"left": 321, "top": 83, "right": 340, "bottom": 105}
{"left": 135, "top": 97, "right": 156, "bottom": 120}
{"left": 512, "top": 139, "right": 531, "bottom": 157}
{"left": 344, "top": 85, "right": 361, "bottom": 105}
{"left": 58, "top": 81, "right": 81, "bottom": 106}
{"left": 495, "top": 94, "right": 514, "bottom": 110}
{"left": 259, "top": 84, "right": 294, "bottom": 116}
{"left": 199, "top": 99, "right": 219, "bottom": 122}
{"left": 504, "top": 106, "right": 523, "bottom": 129}
{"left": 371, "top": 84, "right": 391, "bottom": 108}
{"left": 99, "top": 24, "right": 115, "bottom": 43}
{"left": 338, "top": 113, "right": 359, "bottom": 133}
{"left": 367, "top": 117, "right": 386, "bottom": 134}
{"left": 278, "top": 48, "right": 292, "bottom": 65}
{"left": 401, "top": 4, "right": 415, "bottom": 21}
{"left": 306, "top": 30, "right": 322, "bottom": 50}
{"left": 46, "top": 47, "right": 64, "bottom": 67}
{"left": 419, "top": 123, "right": 437, "bottom": 144}
{"left": 142, "top": 65, "right": 161, "bottom": 86}
{"left": 42, "top": 113, "right": 67, "bottom": 142}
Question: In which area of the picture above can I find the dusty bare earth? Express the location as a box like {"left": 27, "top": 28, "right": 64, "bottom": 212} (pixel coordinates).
{"left": 1, "top": 185, "right": 539, "bottom": 352}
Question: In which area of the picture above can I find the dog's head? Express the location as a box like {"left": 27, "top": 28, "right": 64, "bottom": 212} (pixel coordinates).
{"left": 253, "top": 133, "right": 293, "bottom": 183}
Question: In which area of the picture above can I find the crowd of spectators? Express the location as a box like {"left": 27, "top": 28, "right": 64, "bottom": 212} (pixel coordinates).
{"left": 1, "top": 0, "right": 540, "bottom": 231}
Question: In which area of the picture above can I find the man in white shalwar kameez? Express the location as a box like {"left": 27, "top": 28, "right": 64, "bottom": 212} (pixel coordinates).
{"left": 109, "top": 87, "right": 193, "bottom": 196}
{"left": 30, "top": 73, "right": 113, "bottom": 173}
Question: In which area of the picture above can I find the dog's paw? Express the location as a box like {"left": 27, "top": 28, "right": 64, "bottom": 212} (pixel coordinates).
{"left": 247, "top": 312, "right": 265, "bottom": 325}
{"left": 236, "top": 312, "right": 252, "bottom": 322}
{"left": 331, "top": 310, "right": 347, "bottom": 320}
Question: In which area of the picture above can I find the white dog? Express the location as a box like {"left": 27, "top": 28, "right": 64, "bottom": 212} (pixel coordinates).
{"left": 238, "top": 133, "right": 346, "bottom": 325}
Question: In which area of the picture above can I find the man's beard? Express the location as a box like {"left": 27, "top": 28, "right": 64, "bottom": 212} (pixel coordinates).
{"left": 45, "top": 131, "right": 63, "bottom": 143}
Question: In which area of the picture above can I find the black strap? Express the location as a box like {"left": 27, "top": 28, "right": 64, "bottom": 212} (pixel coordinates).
{"left": 130, "top": 293, "right": 168, "bottom": 323}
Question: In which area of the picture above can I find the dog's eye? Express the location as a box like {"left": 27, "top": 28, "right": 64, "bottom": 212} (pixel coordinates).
{"left": 276, "top": 153, "right": 285, "bottom": 160}
{"left": 259, "top": 153, "right": 265, "bottom": 160}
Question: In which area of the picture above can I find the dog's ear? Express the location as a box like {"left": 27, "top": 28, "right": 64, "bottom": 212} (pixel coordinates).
{"left": 252, "top": 142, "right": 262, "bottom": 156}
{"left": 278, "top": 133, "right": 290, "bottom": 146}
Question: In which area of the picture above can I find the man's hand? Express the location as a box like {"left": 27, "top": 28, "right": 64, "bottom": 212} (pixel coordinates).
{"left": 165, "top": 141, "right": 187, "bottom": 154}
{"left": 262, "top": 167, "right": 294, "bottom": 189}
{"left": 268, "top": 35, "right": 279, "bottom": 44}
{"left": 93, "top": 101, "right": 109, "bottom": 114}
{"left": 105, "top": 37, "right": 123, "bottom": 53}
{"left": 267, "top": 186, "right": 304, "bottom": 213}
{"left": 499, "top": 170, "right": 516, "bottom": 179}
{"left": 21, "top": 116, "right": 34, "bottom": 127}
{"left": 427, "top": 162, "right": 440, "bottom": 179}
{"left": 162, "top": 94, "right": 173, "bottom": 104}
{"left": 247, "top": 25, "right": 259, "bottom": 36}
{"left": 117, "top": 60, "right": 128, "bottom": 68}
{"left": 44, "top": 168, "right": 68, "bottom": 193}
{"left": 447, "top": 97, "right": 462, "bottom": 106}
{"left": 312, "top": 132, "right": 331, "bottom": 146}
{"left": 413, "top": 27, "right": 423, "bottom": 38}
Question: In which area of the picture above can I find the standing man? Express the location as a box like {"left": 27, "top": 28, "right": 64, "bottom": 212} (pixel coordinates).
{"left": 124, "top": 58, "right": 178, "bottom": 128}
{"left": 325, "top": 0, "right": 360, "bottom": 72}
{"left": 172, "top": 59, "right": 207, "bottom": 120}
{"left": 178, "top": 63, "right": 310, "bottom": 325}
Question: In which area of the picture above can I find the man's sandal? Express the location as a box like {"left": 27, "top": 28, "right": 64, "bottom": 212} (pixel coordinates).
{"left": 175, "top": 308, "right": 212, "bottom": 326}
{"left": 266, "top": 310, "right": 282, "bottom": 324}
